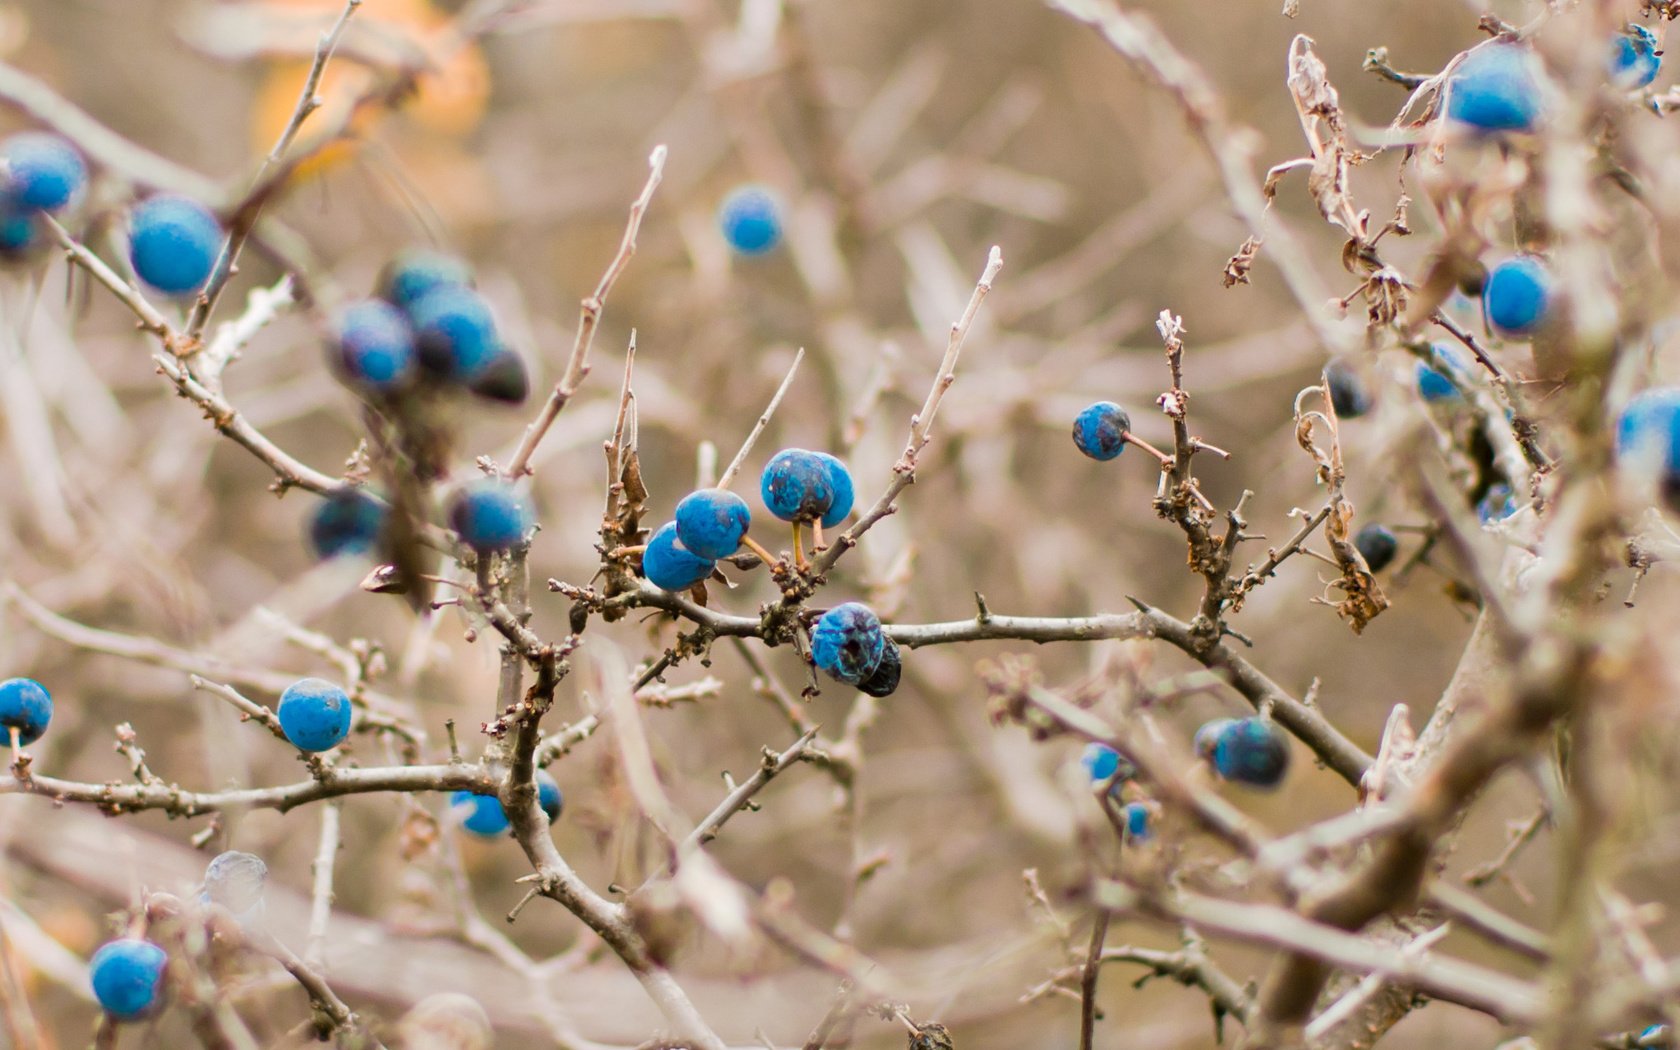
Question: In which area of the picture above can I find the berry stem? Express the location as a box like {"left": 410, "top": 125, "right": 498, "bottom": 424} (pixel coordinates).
{"left": 1121, "top": 431, "right": 1174, "bottom": 466}
{"left": 812, "top": 521, "right": 827, "bottom": 551}
{"left": 739, "top": 535, "right": 779, "bottom": 566}
{"left": 792, "top": 523, "right": 807, "bottom": 571}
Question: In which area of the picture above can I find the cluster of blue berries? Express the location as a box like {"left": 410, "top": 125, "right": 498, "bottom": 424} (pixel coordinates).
{"left": 810, "top": 602, "right": 902, "bottom": 697}
{"left": 277, "top": 677, "right": 354, "bottom": 752}
{"left": 90, "top": 937, "right": 169, "bottom": 1020}
{"left": 718, "top": 184, "right": 783, "bottom": 256}
{"left": 0, "top": 676, "right": 52, "bottom": 746}
{"left": 1078, "top": 744, "right": 1153, "bottom": 841}
{"left": 0, "top": 131, "right": 85, "bottom": 260}
{"left": 452, "top": 770, "right": 563, "bottom": 837}
{"left": 331, "top": 249, "right": 529, "bottom": 404}
{"left": 1194, "top": 716, "right": 1290, "bottom": 789}
{"left": 760, "top": 449, "right": 854, "bottom": 530}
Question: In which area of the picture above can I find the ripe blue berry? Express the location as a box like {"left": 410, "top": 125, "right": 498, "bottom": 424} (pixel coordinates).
{"left": 858, "top": 636, "right": 902, "bottom": 698}
{"left": 643, "top": 521, "right": 716, "bottom": 591}
{"left": 199, "top": 850, "right": 268, "bottom": 923}
{"left": 1610, "top": 26, "right": 1661, "bottom": 89}
{"left": 1354, "top": 523, "right": 1398, "bottom": 573}
{"left": 410, "top": 286, "right": 501, "bottom": 381}
{"left": 1081, "top": 742, "right": 1134, "bottom": 783}
{"left": 1325, "top": 360, "right": 1370, "bottom": 418}
{"left": 1477, "top": 483, "right": 1517, "bottom": 524}
{"left": 277, "top": 677, "right": 353, "bottom": 753}
{"left": 1207, "top": 717, "right": 1290, "bottom": 789}
{"left": 1617, "top": 386, "right": 1680, "bottom": 484}
{"left": 128, "top": 195, "right": 221, "bottom": 296}
{"left": 0, "top": 677, "right": 51, "bottom": 745}
{"left": 332, "top": 300, "right": 416, "bottom": 392}
{"left": 467, "top": 349, "right": 530, "bottom": 405}
{"left": 1122, "top": 801, "right": 1152, "bottom": 841}
{"left": 1447, "top": 44, "right": 1544, "bottom": 133}
{"left": 674, "top": 488, "right": 752, "bottom": 559}
{"left": 0, "top": 132, "right": 87, "bottom": 213}
{"left": 761, "top": 449, "right": 836, "bottom": 524}
{"left": 813, "top": 452, "right": 855, "bottom": 529}
{"left": 810, "top": 602, "right": 886, "bottom": 685}
{"left": 90, "top": 938, "right": 168, "bottom": 1020}
{"left": 1072, "top": 401, "right": 1130, "bottom": 461}
{"left": 452, "top": 770, "right": 561, "bottom": 837}
{"left": 377, "top": 248, "right": 473, "bottom": 310}
{"left": 1483, "top": 257, "right": 1553, "bottom": 336}
{"left": 1416, "top": 344, "right": 1465, "bottom": 402}
{"left": 448, "top": 480, "right": 532, "bottom": 552}
{"left": 718, "top": 185, "right": 783, "bottom": 256}
{"left": 308, "top": 488, "right": 386, "bottom": 559}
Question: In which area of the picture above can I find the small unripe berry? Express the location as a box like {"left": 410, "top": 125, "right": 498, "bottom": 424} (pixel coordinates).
{"left": 277, "top": 677, "right": 353, "bottom": 752}
{"left": 331, "top": 300, "right": 416, "bottom": 392}
{"left": 1072, "top": 401, "right": 1130, "bottom": 461}
{"left": 1353, "top": 523, "right": 1398, "bottom": 573}
{"left": 760, "top": 449, "right": 837, "bottom": 524}
{"left": 1081, "top": 742, "right": 1135, "bottom": 784}
{"left": 813, "top": 452, "right": 855, "bottom": 529}
{"left": 128, "top": 195, "right": 221, "bottom": 296}
{"left": 377, "top": 248, "right": 473, "bottom": 310}
{"left": 411, "top": 286, "right": 501, "bottom": 381}
{"left": 1483, "top": 257, "right": 1553, "bottom": 336}
{"left": 308, "top": 488, "right": 386, "bottom": 559}
{"left": 1447, "top": 44, "right": 1544, "bottom": 133}
{"left": 857, "top": 636, "right": 902, "bottom": 697}
{"left": 674, "top": 488, "right": 752, "bottom": 560}
{"left": 1617, "top": 386, "right": 1680, "bottom": 486}
{"left": 718, "top": 185, "right": 783, "bottom": 256}
{"left": 642, "top": 521, "right": 716, "bottom": 591}
{"left": 0, "top": 131, "right": 87, "bottom": 212}
{"left": 1610, "top": 26, "right": 1661, "bottom": 89}
{"left": 0, "top": 677, "right": 52, "bottom": 745}
{"left": 90, "top": 938, "right": 168, "bottom": 1020}
{"left": 811, "top": 602, "right": 886, "bottom": 685}
{"left": 1324, "top": 360, "right": 1370, "bottom": 418}
{"left": 1206, "top": 717, "right": 1290, "bottom": 789}
{"left": 448, "top": 480, "right": 532, "bottom": 552}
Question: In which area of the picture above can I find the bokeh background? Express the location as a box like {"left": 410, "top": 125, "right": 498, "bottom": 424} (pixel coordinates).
{"left": 0, "top": 0, "right": 1658, "bottom": 1046}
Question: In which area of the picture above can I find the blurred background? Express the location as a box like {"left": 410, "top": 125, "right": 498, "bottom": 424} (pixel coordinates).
{"left": 0, "top": 0, "right": 1653, "bottom": 1046}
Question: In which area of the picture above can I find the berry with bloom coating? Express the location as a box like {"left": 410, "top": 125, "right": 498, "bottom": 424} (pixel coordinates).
{"left": 1610, "top": 26, "right": 1661, "bottom": 89}
{"left": 1447, "top": 44, "right": 1544, "bottom": 133}
{"left": 332, "top": 300, "right": 415, "bottom": 391}
{"left": 813, "top": 452, "right": 855, "bottom": 529}
{"left": 1122, "top": 801, "right": 1152, "bottom": 840}
{"left": 1354, "top": 523, "right": 1398, "bottom": 573}
{"left": 1417, "top": 344, "right": 1466, "bottom": 402}
{"left": 811, "top": 602, "right": 886, "bottom": 685}
{"left": 411, "top": 286, "right": 501, "bottom": 381}
{"left": 452, "top": 770, "right": 561, "bottom": 837}
{"left": 1484, "top": 257, "right": 1553, "bottom": 336}
{"left": 377, "top": 248, "right": 473, "bottom": 310}
{"left": 90, "top": 938, "right": 168, "bottom": 1020}
{"left": 308, "top": 488, "right": 386, "bottom": 559}
{"left": 1617, "top": 386, "right": 1680, "bottom": 486}
{"left": 0, "top": 132, "right": 87, "bottom": 212}
{"left": 0, "top": 677, "right": 51, "bottom": 745}
{"left": 761, "top": 449, "right": 836, "bottom": 523}
{"left": 1325, "top": 360, "right": 1370, "bottom": 418}
{"left": 718, "top": 185, "right": 782, "bottom": 255}
{"left": 128, "top": 195, "right": 221, "bottom": 295}
{"left": 1081, "top": 742, "right": 1135, "bottom": 784}
{"left": 1208, "top": 717, "right": 1290, "bottom": 788}
{"left": 643, "top": 521, "right": 716, "bottom": 591}
{"left": 448, "top": 480, "right": 532, "bottom": 551}
{"left": 858, "top": 637, "right": 902, "bottom": 697}
{"left": 1072, "top": 401, "right": 1131, "bottom": 461}
{"left": 277, "top": 677, "right": 353, "bottom": 752}
{"left": 674, "top": 488, "right": 752, "bottom": 559}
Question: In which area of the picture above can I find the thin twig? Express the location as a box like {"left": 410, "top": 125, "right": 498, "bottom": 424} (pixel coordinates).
{"left": 717, "top": 349, "right": 806, "bottom": 491}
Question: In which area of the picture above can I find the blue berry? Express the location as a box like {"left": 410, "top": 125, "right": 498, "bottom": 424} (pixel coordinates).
{"left": 810, "top": 602, "right": 886, "bottom": 685}
{"left": 537, "top": 771, "right": 563, "bottom": 822}
{"left": 1072, "top": 401, "right": 1130, "bottom": 461}
{"left": 813, "top": 452, "right": 855, "bottom": 529}
{"left": 277, "top": 677, "right": 353, "bottom": 752}
{"left": 1483, "top": 257, "right": 1553, "bottom": 336}
{"left": 0, "top": 677, "right": 51, "bottom": 745}
{"left": 1417, "top": 344, "right": 1466, "bottom": 402}
{"left": 198, "top": 850, "right": 268, "bottom": 923}
{"left": 448, "top": 480, "right": 532, "bottom": 552}
{"left": 90, "top": 938, "right": 167, "bottom": 1020}
{"left": 452, "top": 770, "right": 561, "bottom": 837}
{"left": 332, "top": 300, "right": 415, "bottom": 391}
{"left": 1477, "top": 483, "right": 1517, "bottom": 524}
{"left": 718, "top": 185, "right": 783, "bottom": 256}
{"left": 1325, "top": 360, "right": 1370, "bottom": 418}
{"left": 642, "top": 521, "right": 716, "bottom": 591}
{"left": 410, "top": 286, "right": 501, "bottom": 381}
{"left": 1354, "top": 523, "right": 1398, "bottom": 573}
{"left": 674, "top": 488, "right": 752, "bottom": 559}
{"left": 1081, "top": 742, "right": 1135, "bottom": 784}
{"left": 1447, "top": 44, "right": 1544, "bottom": 133}
{"left": 1191, "top": 718, "right": 1233, "bottom": 762}
{"left": 1208, "top": 717, "right": 1290, "bottom": 789}
{"left": 1122, "top": 801, "right": 1152, "bottom": 840}
{"left": 466, "top": 349, "right": 530, "bottom": 405}
{"left": 377, "top": 248, "right": 473, "bottom": 310}
{"left": 1617, "top": 386, "right": 1680, "bottom": 483}
{"left": 128, "top": 195, "right": 221, "bottom": 296}
{"left": 0, "top": 132, "right": 87, "bottom": 213}
{"left": 760, "top": 449, "right": 836, "bottom": 524}
{"left": 858, "top": 636, "right": 902, "bottom": 698}
{"left": 1610, "top": 26, "right": 1661, "bottom": 89}
{"left": 308, "top": 488, "right": 386, "bottom": 559}
{"left": 0, "top": 203, "right": 42, "bottom": 261}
